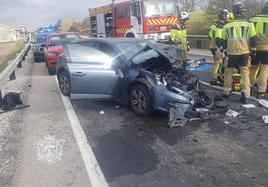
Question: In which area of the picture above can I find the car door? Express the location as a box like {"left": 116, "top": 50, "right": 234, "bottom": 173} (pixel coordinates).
{"left": 67, "top": 41, "right": 119, "bottom": 99}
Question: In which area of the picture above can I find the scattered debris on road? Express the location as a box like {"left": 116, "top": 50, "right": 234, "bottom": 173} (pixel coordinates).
{"left": 259, "top": 100, "right": 268, "bottom": 109}
{"left": 226, "top": 109, "right": 239, "bottom": 117}
{"left": 195, "top": 108, "right": 209, "bottom": 112}
{"left": 0, "top": 105, "right": 30, "bottom": 115}
{"left": 242, "top": 104, "right": 256, "bottom": 109}
{"left": 1, "top": 92, "right": 23, "bottom": 110}
{"left": 100, "top": 110, "right": 105, "bottom": 115}
{"left": 262, "top": 116, "right": 268, "bottom": 124}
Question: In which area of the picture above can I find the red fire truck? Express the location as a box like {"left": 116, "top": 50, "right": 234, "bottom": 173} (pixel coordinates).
{"left": 89, "top": 0, "right": 179, "bottom": 42}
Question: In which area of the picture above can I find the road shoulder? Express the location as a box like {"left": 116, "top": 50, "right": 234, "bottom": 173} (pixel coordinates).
{"left": 11, "top": 62, "right": 91, "bottom": 187}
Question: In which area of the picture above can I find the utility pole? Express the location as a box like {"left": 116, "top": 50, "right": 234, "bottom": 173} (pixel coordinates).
{"left": 112, "top": 0, "right": 115, "bottom": 36}
{"left": 224, "top": 0, "right": 231, "bottom": 9}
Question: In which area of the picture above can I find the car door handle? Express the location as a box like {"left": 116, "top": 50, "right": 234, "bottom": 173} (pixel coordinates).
{"left": 72, "top": 72, "right": 86, "bottom": 76}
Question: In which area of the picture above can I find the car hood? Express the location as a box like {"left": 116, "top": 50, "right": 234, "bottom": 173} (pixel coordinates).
{"left": 129, "top": 42, "right": 184, "bottom": 68}
{"left": 146, "top": 42, "right": 184, "bottom": 66}
{"left": 47, "top": 45, "right": 64, "bottom": 53}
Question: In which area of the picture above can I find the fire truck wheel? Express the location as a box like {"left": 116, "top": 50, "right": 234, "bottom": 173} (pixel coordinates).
{"left": 126, "top": 33, "right": 135, "bottom": 38}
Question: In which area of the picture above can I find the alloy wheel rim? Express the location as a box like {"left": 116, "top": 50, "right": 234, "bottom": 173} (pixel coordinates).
{"left": 59, "top": 75, "right": 69, "bottom": 94}
{"left": 131, "top": 88, "right": 146, "bottom": 112}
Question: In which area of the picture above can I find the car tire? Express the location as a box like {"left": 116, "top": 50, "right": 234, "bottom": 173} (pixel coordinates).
{"left": 126, "top": 33, "right": 135, "bottom": 38}
{"left": 48, "top": 68, "right": 55, "bottom": 75}
{"left": 58, "top": 71, "right": 70, "bottom": 96}
{"left": 129, "top": 84, "right": 153, "bottom": 116}
{"left": 34, "top": 55, "right": 39, "bottom": 63}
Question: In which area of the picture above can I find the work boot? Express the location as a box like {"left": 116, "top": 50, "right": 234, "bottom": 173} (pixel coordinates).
{"left": 210, "top": 80, "right": 223, "bottom": 87}
{"left": 250, "top": 86, "right": 257, "bottom": 96}
{"left": 257, "top": 92, "right": 267, "bottom": 99}
{"left": 240, "top": 92, "right": 247, "bottom": 104}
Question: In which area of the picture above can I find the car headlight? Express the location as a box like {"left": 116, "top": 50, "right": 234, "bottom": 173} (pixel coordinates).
{"left": 47, "top": 52, "right": 57, "bottom": 57}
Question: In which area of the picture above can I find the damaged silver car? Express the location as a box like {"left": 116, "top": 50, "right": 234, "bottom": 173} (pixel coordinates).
{"left": 57, "top": 38, "right": 224, "bottom": 128}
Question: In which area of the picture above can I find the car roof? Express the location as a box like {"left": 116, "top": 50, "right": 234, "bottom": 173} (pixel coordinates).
{"left": 75, "top": 37, "right": 143, "bottom": 44}
{"left": 37, "top": 33, "right": 48, "bottom": 36}
{"left": 48, "top": 32, "right": 76, "bottom": 37}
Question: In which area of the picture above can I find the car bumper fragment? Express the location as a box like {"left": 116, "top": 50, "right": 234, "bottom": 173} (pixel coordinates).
{"left": 168, "top": 93, "right": 229, "bottom": 128}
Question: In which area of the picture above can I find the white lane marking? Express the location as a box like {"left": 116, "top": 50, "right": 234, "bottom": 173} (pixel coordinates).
{"left": 200, "top": 81, "right": 260, "bottom": 102}
{"left": 55, "top": 76, "right": 109, "bottom": 187}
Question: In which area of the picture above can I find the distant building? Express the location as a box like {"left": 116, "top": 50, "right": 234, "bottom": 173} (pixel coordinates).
{"left": 0, "top": 24, "right": 20, "bottom": 43}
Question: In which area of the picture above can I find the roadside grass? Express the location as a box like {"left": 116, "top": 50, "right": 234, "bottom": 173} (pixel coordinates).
{"left": 188, "top": 11, "right": 212, "bottom": 35}
{"left": 187, "top": 11, "right": 214, "bottom": 49}
{"left": 0, "top": 41, "right": 24, "bottom": 73}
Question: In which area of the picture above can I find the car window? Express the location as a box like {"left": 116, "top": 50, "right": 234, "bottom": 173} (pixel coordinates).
{"left": 80, "top": 41, "right": 96, "bottom": 48}
{"left": 48, "top": 34, "right": 80, "bottom": 46}
{"left": 117, "top": 5, "right": 123, "bottom": 19}
{"left": 98, "top": 42, "right": 117, "bottom": 57}
{"left": 67, "top": 43, "right": 113, "bottom": 68}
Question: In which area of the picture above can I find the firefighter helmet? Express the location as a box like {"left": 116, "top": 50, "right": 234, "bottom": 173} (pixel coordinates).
{"left": 218, "top": 9, "right": 230, "bottom": 20}
{"left": 180, "top": 12, "right": 190, "bottom": 20}
{"left": 232, "top": 2, "right": 246, "bottom": 15}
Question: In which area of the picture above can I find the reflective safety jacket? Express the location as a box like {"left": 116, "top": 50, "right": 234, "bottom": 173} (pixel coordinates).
{"left": 209, "top": 24, "right": 217, "bottom": 49}
{"left": 211, "top": 21, "right": 225, "bottom": 49}
{"left": 222, "top": 17, "right": 257, "bottom": 55}
{"left": 250, "top": 15, "right": 268, "bottom": 51}
{"left": 170, "top": 24, "right": 187, "bottom": 49}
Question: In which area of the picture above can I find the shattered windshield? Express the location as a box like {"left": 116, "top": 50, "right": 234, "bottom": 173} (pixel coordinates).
{"left": 143, "top": 0, "right": 177, "bottom": 17}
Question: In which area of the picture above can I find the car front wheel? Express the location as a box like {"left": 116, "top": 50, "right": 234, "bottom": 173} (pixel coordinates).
{"left": 58, "top": 72, "right": 70, "bottom": 96}
{"left": 129, "top": 84, "right": 153, "bottom": 116}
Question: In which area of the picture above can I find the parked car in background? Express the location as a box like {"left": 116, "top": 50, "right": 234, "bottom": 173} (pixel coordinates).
{"left": 44, "top": 32, "right": 80, "bottom": 75}
{"left": 33, "top": 33, "right": 48, "bottom": 62}
{"left": 56, "top": 38, "right": 199, "bottom": 121}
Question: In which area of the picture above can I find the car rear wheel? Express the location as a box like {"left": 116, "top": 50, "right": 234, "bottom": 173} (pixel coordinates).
{"left": 129, "top": 84, "right": 153, "bottom": 116}
{"left": 58, "top": 72, "right": 70, "bottom": 96}
{"left": 34, "top": 55, "right": 39, "bottom": 63}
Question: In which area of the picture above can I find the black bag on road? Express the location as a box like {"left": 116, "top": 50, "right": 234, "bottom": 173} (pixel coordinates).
{"left": 1, "top": 92, "right": 23, "bottom": 110}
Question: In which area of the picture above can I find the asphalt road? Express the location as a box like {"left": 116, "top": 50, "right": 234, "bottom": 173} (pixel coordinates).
{"left": 70, "top": 62, "right": 268, "bottom": 186}
{"left": 1, "top": 51, "right": 268, "bottom": 187}
{"left": 9, "top": 54, "right": 91, "bottom": 187}
{"left": 71, "top": 90, "right": 268, "bottom": 187}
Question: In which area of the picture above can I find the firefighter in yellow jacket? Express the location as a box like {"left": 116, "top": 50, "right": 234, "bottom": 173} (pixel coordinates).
{"left": 209, "top": 9, "right": 230, "bottom": 86}
{"left": 249, "top": 3, "right": 268, "bottom": 99}
{"left": 220, "top": 2, "right": 257, "bottom": 104}
{"left": 170, "top": 12, "right": 190, "bottom": 64}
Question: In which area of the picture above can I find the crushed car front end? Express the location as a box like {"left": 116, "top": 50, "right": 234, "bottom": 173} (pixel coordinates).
{"left": 126, "top": 42, "right": 221, "bottom": 128}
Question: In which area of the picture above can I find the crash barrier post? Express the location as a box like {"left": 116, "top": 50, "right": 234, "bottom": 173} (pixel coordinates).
{"left": 0, "top": 89, "right": 2, "bottom": 107}
{"left": 0, "top": 43, "right": 30, "bottom": 100}
{"left": 187, "top": 35, "right": 209, "bottom": 49}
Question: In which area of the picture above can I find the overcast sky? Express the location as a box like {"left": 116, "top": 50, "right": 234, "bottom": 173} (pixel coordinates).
{"left": 0, "top": 0, "right": 113, "bottom": 29}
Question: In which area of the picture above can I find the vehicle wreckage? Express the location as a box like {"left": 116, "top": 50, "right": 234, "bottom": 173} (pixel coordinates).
{"left": 57, "top": 38, "right": 228, "bottom": 128}
{"left": 130, "top": 42, "right": 228, "bottom": 128}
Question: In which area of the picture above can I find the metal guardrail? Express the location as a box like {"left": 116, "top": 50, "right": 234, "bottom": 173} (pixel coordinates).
{"left": 0, "top": 42, "right": 30, "bottom": 104}
{"left": 188, "top": 35, "right": 209, "bottom": 49}
{"left": 188, "top": 35, "right": 209, "bottom": 40}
